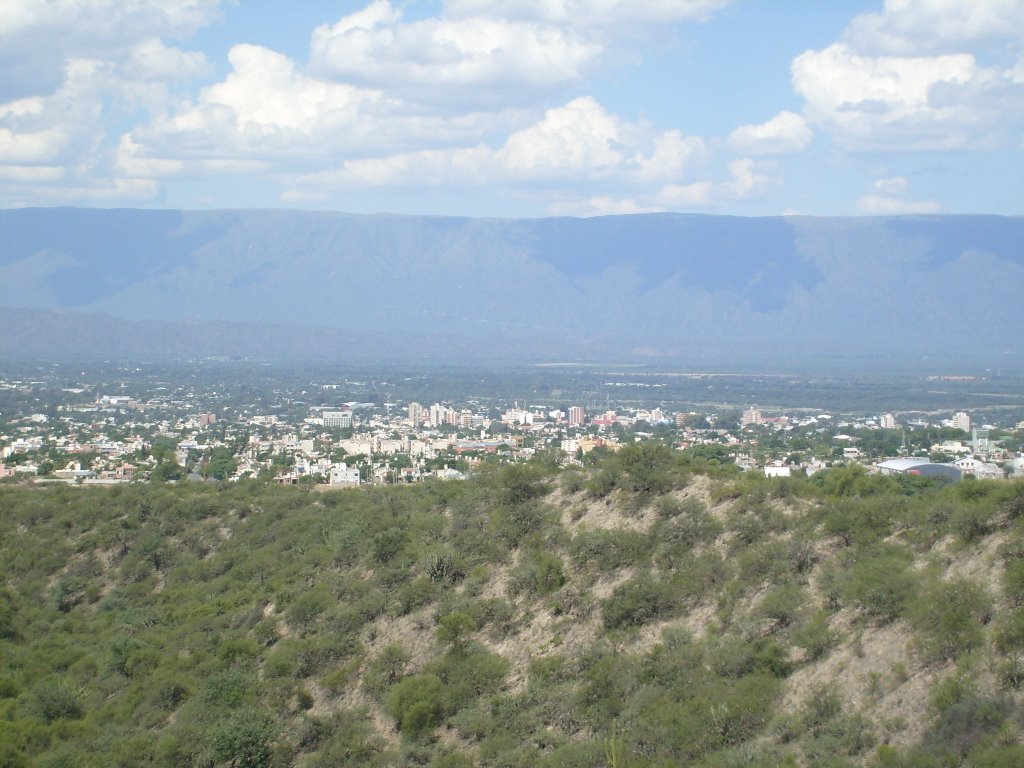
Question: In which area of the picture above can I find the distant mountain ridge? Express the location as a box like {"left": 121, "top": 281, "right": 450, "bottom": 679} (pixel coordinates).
{"left": 1, "top": 208, "right": 1021, "bottom": 362}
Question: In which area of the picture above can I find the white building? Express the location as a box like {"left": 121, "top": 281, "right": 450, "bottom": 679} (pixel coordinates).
{"left": 741, "top": 406, "right": 763, "bottom": 427}
{"left": 408, "top": 402, "right": 423, "bottom": 426}
{"left": 323, "top": 410, "right": 353, "bottom": 429}
{"left": 329, "top": 462, "right": 361, "bottom": 486}
{"left": 953, "top": 456, "right": 1002, "bottom": 479}
{"left": 880, "top": 413, "right": 896, "bottom": 430}
{"left": 952, "top": 411, "right": 971, "bottom": 433}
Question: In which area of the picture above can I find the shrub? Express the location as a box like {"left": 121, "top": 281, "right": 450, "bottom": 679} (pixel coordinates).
{"left": 432, "top": 646, "right": 510, "bottom": 712}
{"left": 385, "top": 674, "right": 446, "bottom": 738}
{"left": 572, "top": 529, "right": 649, "bottom": 573}
{"left": 602, "top": 575, "right": 677, "bottom": 629}
{"left": 839, "top": 545, "right": 916, "bottom": 622}
{"left": 617, "top": 443, "right": 678, "bottom": 495}
{"left": 910, "top": 578, "right": 990, "bottom": 662}
{"left": 363, "top": 644, "right": 410, "bottom": 699}
{"left": 757, "top": 582, "right": 805, "bottom": 633}
{"left": 437, "top": 612, "right": 476, "bottom": 651}
{"left": 949, "top": 503, "right": 995, "bottom": 543}
{"left": 792, "top": 612, "right": 836, "bottom": 661}
{"left": 993, "top": 607, "right": 1024, "bottom": 652}
{"left": 287, "top": 586, "right": 333, "bottom": 633}
{"left": 204, "top": 707, "right": 277, "bottom": 768}
{"left": 929, "top": 692, "right": 1010, "bottom": 758}
{"left": 31, "top": 682, "right": 83, "bottom": 722}
{"left": 510, "top": 551, "right": 565, "bottom": 596}
{"left": 1002, "top": 559, "right": 1024, "bottom": 606}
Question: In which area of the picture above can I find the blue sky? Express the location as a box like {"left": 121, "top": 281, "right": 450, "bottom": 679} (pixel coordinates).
{"left": 1, "top": 0, "right": 1021, "bottom": 217}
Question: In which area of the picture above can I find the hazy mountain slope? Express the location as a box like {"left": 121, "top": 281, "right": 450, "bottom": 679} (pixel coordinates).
{"left": 1, "top": 209, "right": 1021, "bottom": 360}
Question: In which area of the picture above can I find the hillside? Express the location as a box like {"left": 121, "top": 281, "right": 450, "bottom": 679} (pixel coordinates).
{"left": 1, "top": 453, "right": 1023, "bottom": 767}
{"left": 1, "top": 209, "right": 1022, "bottom": 362}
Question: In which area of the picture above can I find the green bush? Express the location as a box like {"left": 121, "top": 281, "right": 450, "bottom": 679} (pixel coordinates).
{"left": 602, "top": 575, "right": 677, "bottom": 629}
{"left": 385, "top": 674, "right": 446, "bottom": 739}
{"left": 436, "top": 612, "right": 476, "bottom": 651}
{"left": 572, "top": 529, "right": 649, "bottom": 573}
{"left": 510, "top": 551, "right": 565, "bottom": 596}
{"left": 910, "top": 578, "right": 991, "bottom": 662}
{"left": 204, "top": 707, "right": 277, "bottom": 768}
{"left": 31, "top": 682, "right": 83, "bottom": 722}
{"left": 839, "top": 545, "right": 916, "bottom": 622}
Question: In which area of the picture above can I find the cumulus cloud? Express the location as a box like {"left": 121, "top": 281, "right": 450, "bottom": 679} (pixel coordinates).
{"left": 120, "top": 38, "right": 209, "bottom": 82}
{"left": 857, "top": 195, "right": 941, "bottom": 214}
{"left": 310, "top": 0, "right": 600, "bottom": 101}
{"left": 284, "top": 96, "right": 705, "bottom": 193}
{"left": 0, "top": 0, "right": 222, "bottom": 204}
{"left": 792, "top": 43, "right": 1024, "bottom": 150}
{"left": 443, "top": 0, "right": 732, "bottom": 26}
{"left": 548, "top": 194, "right": 663, "bottom": 216}
{"left": 0, "top": 0, "right": 739, "bottom": 208}
{"left": 0, "top": 0, "right": 220, "bottom": 100}
{"left": 550, "top": 156, "right": 779, "bottom": 216}
{"left": 727, "top": 111, "right": 812, "bottom": 155}
{"left": 124, "top": 43, "right": 542, "bottom": 175}
{"left": 790, "top": 0, "right": 1024, "bottom": 152}
{"left": 656, "top": 158, "right": 777, "bottom": 208}
{"left": 856, "top": 176, "right": 940, "bottom": 214}
{"left": 843, "top": 0, "right": 1024, "bottom": 56}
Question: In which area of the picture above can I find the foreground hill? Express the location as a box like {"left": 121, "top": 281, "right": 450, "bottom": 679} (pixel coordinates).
{"left": 1, "top": 452, "right": 1022, "bottom": 767}
{"left": 1, "top": 209, "right": 1022, "bottom": 361}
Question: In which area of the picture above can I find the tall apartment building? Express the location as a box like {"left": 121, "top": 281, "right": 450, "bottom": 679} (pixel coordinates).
{"left": 429, "top": 403, "right": 445, "bottom": 427}
{"left": 880, "top": 413, "right": 896, "bottom": 430}
{"left": 741, "top": 406, "right": 763, "bottom": 427}
{"left": 568, "top": 406, "right": 585, "bottom": 426}
{"left": 323, "top": 410, "right": 353, "bottom": 428}
{"left": 408, "top": 402, "right": 423, "bottom": 426}
{"left": 952, "top": 411, "right": 971, "bottom": 433}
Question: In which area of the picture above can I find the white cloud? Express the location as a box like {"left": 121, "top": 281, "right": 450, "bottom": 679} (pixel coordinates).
{"left": 0, "top": 0, "right": 222, "bottom": 203}
{"left": 792, "top": 43, "right": 1023, "bottom": 150}
{"left": 856, "top": 194, "right": 940, "bottom": 214}
{"left": 548, "top": 194, "right": 662, "bottom": 216}
{"left": 497, "top": 96, "right": 626, "bottom": 178}
{"left": 856, "top": 176, "right": 939, "bottom": 214}
{"left": 1, "top": 0, "right": 736, "bottom": 208}
{"left": 0, "top": 126, "right": 69, "bottom": 163}
{"left": 0, "top": 0, "right": 221, "bottom": 99}
{"left": 790, "top": 0, "right": 1024, "bottom": 152}
{"left": 124, "top": 43, "right": 546, "bottom": 179}
{"left": 657, "top": 181, "right": 714, "bottom": 208}
{"left": 280, "top": 189, "right": 329, "bottom": 203}
{"left": 285, "top": 96, "right": 706, "bottom": 193}
{"left": 121, "top": 38, "right": 209, "bottom": 82}
{"left": 872, "top": 176, "right": 907, "bottom": 195}
{"left": 727, "top": 110, "right": 812, "bottom": 155}
{"left": 550, "top": 155, "right": 779, "bottom": 216}
{"left": 843, "top": 0, "right": 1024, "bottom": 56}
{"left": 633, "top": 130, "right": 707, "bottom": 181}
{"left": 128, "top": 44, "right": 391, "bottom": 163}
{"left": 0, "top": 164, "right": 64, "bottom": 182}
{"left": 725, "top": 158, "right": 778, "bottom": 198}
{"left": 310, "top": 0, "right": 600, "bottom": 103}
{"left": 656, "top": 158, "right": 777, "bottom": 208}
{"left": 443, "top": 0, "right": 732, "bottom": 26}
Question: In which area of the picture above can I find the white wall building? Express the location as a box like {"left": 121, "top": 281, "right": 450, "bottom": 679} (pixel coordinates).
{"left": 329, "top": 462, "right": 361, "bottom": 486}
{"left": 952, "top": 411, "right": 971, "bottom": 433}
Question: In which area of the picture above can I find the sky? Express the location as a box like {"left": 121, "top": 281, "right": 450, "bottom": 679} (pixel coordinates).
{"left": 0, "top": 0, "right": 1022, "bottom": 218}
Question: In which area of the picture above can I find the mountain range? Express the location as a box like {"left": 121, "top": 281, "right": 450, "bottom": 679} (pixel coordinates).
{"left": 1, "top": 208, "right": 1021, "bottom": 363}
